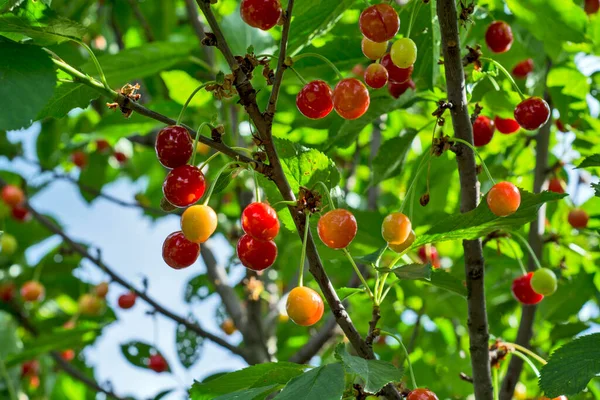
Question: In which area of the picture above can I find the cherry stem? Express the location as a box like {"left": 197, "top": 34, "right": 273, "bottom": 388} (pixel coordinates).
{"left": 32, "top": 261, "right": 45, "bottom": 282}
{"left": 511, "top": 350, "right": 541, "bottom": 377}
{"left": 450, "top": 137, "right": 496, "bottom": 185}
{"left": 377, "top": 250, "right": 410, "bottom": 303}
{"left": 406, "top": 0, "right": 423, "bottom": 39}
{"left": 198, "top": 151, "right": 222, "bottom": 171}
{"left": 202, "top": 161, "right": 245, "bottom": 206}
{"left": 501, "top": 341, "right": 548, "bottom": 365}
{"left": 73, "top": 39, "right": 111, "bottom": 91}
{"left": 315, "top": 181, "right": 335, "bottom": 210}
{"left": 510, "top": 231, "right": 542, "bottom": 270}
{"left": 380, "top": 330, "right": 418, "bottom": 389}
{"left": 504, "top": 237, "right": 528, "bottom": 276}
{"left": 192, "top": 122, "right": 212, "bottom": 166}
{"left": 176, "top": 81, "right": 216, "bottom": 126}
{"left": 493, "top": 366, "right": 500, "bottom": 400}
{"left": 400, "top": 150, "right": 432, "bottom": 213}
{"left": 253, "top": 170, "right": 261, "bottom": 203}
{"left": 480, "top": 57, "right": 526, "bottom": 101}
{"left": 231, "top": 146, "right": 254, "bottom": 156}
{"left": 289, "top": 66, "right": 308, "bottom": 85}
{"left": 342, "top": 248, "right": 374, "bottom": 301}
{"left": 0, "top": 358, "right": 17, "bottom": 400}
{"left": 293, "top": 53, "right": 344, "bottom": 81}
{"left": 272, "top": 200, "right": 299, "bottom": 207}
{"left": 298, "top": 212, "right": 310, "bottom": 287}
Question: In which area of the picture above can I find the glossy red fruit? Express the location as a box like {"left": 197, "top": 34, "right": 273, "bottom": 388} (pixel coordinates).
{"left": 364, "top": 63, "right": 389, "bottom": 89}
{"left": 381, "top": 53, "right": 413, "bottom": 84}
{"left": 95, "top": 139, "right": 111, "bottom": 153}
{"left": 163, "top": 165, "right": 206, "bottom": 207}
{"left": 21, "top": 360, "right": 39, "bottom": 377}
{"left": 408, "top": 388, "right": 439, "bottom": 400}
{"left": 148, "top": 354, "right": 168, "bottom": 373}
{"left": 388, "top": 79, "right": 415, "bottom": 98}
{"left": 555, "top": 119, "right": 568, "bottom": 132}
{"left": 296, "top": 81, "right": 334, "bottom": 120}
{"left": 487, "top": 182, "right": 521, "bottom": 217}
{"left": 0, "top": 282, "right": 15, "bottom": 302}
{"left": 286, "top": 286, "right": 324, "bottom": 326}
{"left": 242, "top": 202, "right": 280, "bottom": 241}
{"left": 71, "top": 151, "right": 87, "bottom": 168}
{"left": 485, "top": 21, "right": 513, "bottom": 53}
{"left": 317, "top": 209, "right": 358, "bottom": 249}
{"left": 548, "top": 178, "right": 565, "bottom": 194}
{"left": 162, "top": 231, "right": 200, "bottom": 269}
{"left": 494, "top": 116, "right": 520, "bottom": 134}
{"left": 118, "top": 292, "right": 137, "bottom": 309}
{"left": 512, "top": 272, "right": 544, "bottom": 305}
{"left": 155, "top": 126, "right": 193, "bottom": 168}
{"left": 1, "top": 185, "right": 24, "bottom": 206}
{"left": 11, "top": 204, "right": 30, "bottom": 222}
{"left": 61, "top": 349, "right": 75, "bottom": 361}
{"left": 473, "top": 116, "right": 496, "bottom": 147}
{"left": 21, "top": 281, "right": 45, "bottom": 302}
{"left": 585, "top": 0, "right": 600, "bottom": 14}
{"left": 237, "top": 234, "right": 277, "bottom": 271}
{"left": 240, "top": 0, "right": 282, "bottom": 31}
{"left": 114, "top": 151, "right": 128, "bottom": 164}
{"left": 332, "top": 78, "right": 370, "bottom": 120}
{"left": 568, "top": 209, "right": 589, "bottom": 229}
{"left": 359, "top": 4, "right": 400, "bottom": 43}
{"left": 512, "top": 58, "right": 534, "bottom": 79}
{"left": 418, "top": 245, "right": 441, "bottom": 269}
{"left": 514, "top": 97, "right": 551, "bottom": 131}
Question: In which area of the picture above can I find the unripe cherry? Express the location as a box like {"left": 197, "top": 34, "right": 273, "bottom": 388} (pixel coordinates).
{"left": 473, "top": 116, "right": 495, "bottom": 147}
{"left": 221, "top": 319, "right": 236, "bottom": 335}
{"left": 155, "top": 126, "right": 193, "bottom": 169}
{"left": 364, "top": 63, "right": 389, "bottom": 89}
{"left": 359, "top": 4, "right": 399, "bottom": 43}
{"left": 332, "top": 78, "right": 370, "bottom": 120}
{"left": 388, "top": 230, "right": 415, "bottom": 254}
{"left": 494, "top": 116, "right": 520, "bottom": 134}
{"left": 95, "top": 282, "right": 109, "bottom": 299}
{"left": 237, "top": 234, "right": 277, "bottom": 271}
{"left": 361, "top": 37, "right": 387, "bottom": 60}
{"left": 530, "top": 268, "right": 558, "bottom": 296}
{"left": 390, "top": 38, "right": 417, "bottom": 68}
{"left": 240, "top": 0, "right": 282, "bottom": 31}
{"left": 162, "top": 231, "right": 200, "bottom": 269}
{"left": 181, "top": 205, "right": 218, "bottom": 243}
{"left": 1, "top": 184, "right": 24, "bottom": 206}
{"left": 485, "top": 21, "right": 513, "bottom": 53}
{"left": 317, "top": 209, "right": 358, "bottom": 249}
{"left": 241, "top": 202, "right": 280, "bottom": 241}
{"left": 1, "top": 233, "right": 18, "bottom": 256}
{"left": 512, "top": 272, "right": 544, "bottom": 305}
{"left": 296, "top": 80, "right": 334, "bottom": 120}
{"left": 514, "top": 97, "right": 551, "bottom": 131}
{"left": 21, "top": 281, "right": 45, "bottom": 302}
{"left": 78, "top": 294, "right": 104, "bottom": 316}
{"left": 568, "top": 209, "right": 589, "bottom": 229}
{"left": 487, "top": 182, "right": 521, "bottom": 217}
{"left": 286, "top": 286, "right": 324, "bottom": 326}
{"left": 381, "top": 212, "right": 412, "bottom": 245}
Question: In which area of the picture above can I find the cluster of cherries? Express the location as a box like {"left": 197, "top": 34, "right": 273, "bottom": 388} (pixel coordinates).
{"left": 1, "top": 184, "right": 30, "bottom": 222}
{"left": 237, "top": 202, "right": 280, "bottom": 271}
{"left": 70, "top": 139, "right": 128, "bottom": 169}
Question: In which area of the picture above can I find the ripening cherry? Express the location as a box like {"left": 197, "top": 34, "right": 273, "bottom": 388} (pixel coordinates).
{"left": 286, "top": 286, "right": 324, "bottom": 327}
{"left": 317, "top": 209, "right": 358, "bottom": 249}
{"left": 473, "top": 116, "right": 496, "bottom": 147}
{"left": 361, "top": 37, "right": 388, "bottom": 60}
{"left": 390, "top": 38, "right": 417, "bottom": 69}
{"left": 381, "top": 53, "right": 413, "bottom": 84}
{"left": 1, "top": 233, "right": 18, "bottom": 256}
{"left": 78, "top": 294, "right": 104, "bottom": 316}
{"left": 381, "top": 212, "right": 412, "bottom": 245}
{"left": 332, "top": 78, "right": 370, "bottom": 120}
{"left": 2, "top": 185, "right": 24, "bottom": 207}
{"left": 487, "top": 182, "right": 521, "bottom": 217}
{"left": 71, "top": 151, "right": 87, "bottom": 168}
{"left": 512, "top": 272, "right": 544, "bottom": 305}
{"left": 0, "top": 282, "right": 15, "bottom": 302}
{"left": 162, "top": 231, "right": 200, "bottom": 269}
{"left": 242, "top": 202, "right": 280, "bottom": 241}
{"left": 221, "top": 319, "right": 236, "bottom": 335}
{"left": 408, "top": 388, "right": 439, "bottom": 400}
{"left": 485, "top": 21, "right": 513, "bottom": 53}
{"left": 118, "top": 292, "right": 137, "bottom": 309}
{"left": 163, "top": 165, "right": 206, "bottom": 208}
{"left": 61, "top": 349, "right": 75, "bottom": 361}
{"left": 494, "top": 116, "right": 520, "bottom": 134}
{"left": 296, "top": 80, "right": 334, "bottom": 120}
{"left": 148, "top": 354, "right": 168, "bottom": 373}
{"left": 512, "top": 58, "right": 534, "bottom": 79}
{"left": 11, "top": 204, "right": 30, "bottom": 222}
{"left": 418, "top": 245, "right": 441, "bottom": 269}
{"left": 237, "top": 234, "right": 277, "bottom": 271}
{"left": 155, "top": 126, "right": 193, "bottom": 169}
{"left": 359, "top": 4, "right": 400, "bottom": 43}
{"left": 21, "top": 281, "right": 45, "bottom": 302}
{"left": 585, "top": 0, "right": 600, "bottom": 14}
{"left": 548, "top": 177, "right": 566, "bottom": 194}
{"left": 95, "top": 139, "right": 111, "bottom": 153}
{"left": 568, "top": 209, "right": 589, "bottom": 229}
{"left": 388, "top": 230, "right": 415, "bottom": 254}
{"left": 95, "top": 282, "right": 109, "bottom": 299}
{"left": 364, "top": 63, "right": 389, "bottom": 89}
{"left": 181, "top": 205, "right": 218, "bottom": 243}
{"left": 21, "top": 360, "right": 39, "bottom": 377}
{"left": 531, "top": 268, "right": 558, "bottom": 296}
{"left": 388, "top": 79, "right": 416, "bottom": 98}
{"left": 514, "top": 97, "right": 551, "bottom": 131}
{"left": 240, "top": 0, "right": 282, "bottom": 31}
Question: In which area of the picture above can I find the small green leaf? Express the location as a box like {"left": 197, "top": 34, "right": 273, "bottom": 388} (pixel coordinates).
{"left": 427, "top": 268, "right": 467, "bottom": 297}
{"left": 353, "top": 247, "right": 387, "bottom": 266}
{"left": 0, "top": 13, "right": 87, "bottom": 45}
{"left": 274, "top": 363, "right": 345, "bottom": 400}
{"left": 176, "top": 314, "right": 204, "bottom": 369}
{"left": 380, "top": 263, "right": 432, "bottom": 281}
{"left": 37, "top": 82, "right": 99, "bottom": 119}
{"left": 184, "top": 274, "right": 214, "bottom": 303}
{"left": 120, "top": 341, "right": 170, "bottom": 372}
{"left": 576, "top": 154, "right": 600, "bottom": 169}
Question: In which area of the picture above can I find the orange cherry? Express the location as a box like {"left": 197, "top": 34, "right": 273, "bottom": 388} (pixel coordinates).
{"left": 286, "top": 286, "right": 324, "bottom": 327}
{"left": 487, "top": 181, "right": 521, "bottom": 217}
{"left": 317, "top": 209, "right": 358, "bottom": 249}
{"left": 381, "top": 212, "right": 412, "bottom": 244}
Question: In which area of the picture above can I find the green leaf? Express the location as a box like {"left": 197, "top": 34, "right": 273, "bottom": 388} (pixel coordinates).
{"left": 480, "top": 89, "right": 522, "bottom": 119}
{"left": 78, "top": 151, "right": 110, "bottom": 203}
{"left": 593, "top": 182, "right": 600, "bottom": 198}
{"left": 0, "top": 13, "right": 87, "bottom": 45}
{"left": 381, "top": 263, "right": 432, "bottom": 281}
{"left": 427, "top": 268, "right": 467, "bottom": 297}
{"left": 335, "top": 344, "right": 402, "bottom": 394}
{"left": 220, "top": 6, "right": 275, "bottom": 56}
{"left": 353, "top": 247, "right": 386, "bottom": 266}
{"left": 539, "top": 333, "right": 600, "bottom": 397}
{"left": 160, "top": 70, "right": 213, "bottom": 108}
{"left": 413, "top": 189, "right": 566, "bottom": 247}
{"left": 371, "top": 129, "right": 420, "bottom": 186}
{"left": 120, "top": 341, "right": 170, "bottom": 372}
{"left": 576, "top": 154, "right": 600, "bottom": 169}
{"left": 214, "top": 385, "right": 277, "bottom": 400}
{"left": 189, "top": 362, "right": 307, "bottom": 400}
{"left": 0, "top": 42, "right": 56, "bottom": 130}
{"left": 211, "top": 168, "right": 234, "bottom": 195}
{"left": 0, "top": 130, "right": 22, "bottom": 160}
{"left": 176, "top": 314, "right": 204, "bottom": 369}
{"left": 274, "top": 363, "right": 345, "bottom": 400}
{"left": 184, "top": 274, "right": 214, "bottom": 303}
{"left": 37, "top": 82, "right": 99, "bottom": 119}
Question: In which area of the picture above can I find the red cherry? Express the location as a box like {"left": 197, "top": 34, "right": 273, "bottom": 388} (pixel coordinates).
{"left": 114, "top": 151, "right": 128, "bottom": 164}
{"left": 381, "top": 53, "right": 413, "bottom": 84}
{"left": 118, "top": 292, "right": 137, "bottom": 309}
{"left": 11, "top": 204, "right": 30, "bottom": 222}
{"left": 1, "top": 185, "right": 24, "bottom": 206}
{"left": 71, "top": 151, "right": 87, "bottom": 168}
{"left": 408, "top": 388, "right": 439, "bottom": 400}
{"left": 512, "top": 58, "right": 534, "bottom": 79}
{"left": 148, "top": 354, "right": 168, "bottom": 373}
{"left": 568, "top": 209, "right": 589, "bottom": 229}
{"left": 473, "top": 116, "right": 496, "bottom": 147}
{"left": 155, "top": 126, "right": 193, "bottom": 169}
{"left": 494, "top": 116, "right": 520, "bottom": 134}
{"left": 485, "top": 21, "right": 513, "bottom": 53}
{"left": 0, "top": 282, "right": 15, "bottom": 302}
{"left": 296, "top": 80, "right": 334, "bottom": 120}
{"left": 20, "top": 281, "right": 45, "bottom": 302}
{"left": 240, "top": 0, "right": 282, "bottom": 31}
{"left": 359, "top": 4, "right": 400, "bottom": 43}
{"left": 21, "top": 360, "right": 39, "bottom": 377}
{"left": 162, "top": 231, "right": 200, "bottom": 269}
{"left": 162, "top": 165, "right": 206, "bottom": 207}
{"left": 514, "top": 97, "right": 551, "bottom": 131}
{"left": 61, "top": 349, "right": 75, "bottom": 361}
{"left": 418, "top": 245, "right": 441, "bottom": 269}
{"left": 237, "top": 234, "right": 277, "bottom": 271}
{"left": 351, "top": 64, "right": 366, "bottom": 77}
{"left": 317, "top": 209, "right": 358, "bottom": 249}
{"left": 95, "top": 139, "right": 111, "bottom": 153}
{"left": 555, "top": 119, "right": 568, "bottom": 132}
{"left": 332, "top": 78, "right": 370, "bottom": 120}
{"left": 364, "top": 63, "right": 389, "bottom": 89}
{"left": 512, "top": 272, "right": 544, "bottom": 305}
{"left": 585, "top": 0, "right": 600, "bottom": 14}
{"left": 548, "top": 178, "right": 566, "bottom": 194}
{"left": 388, "top": 79, "right": 415, "bottom": 98}
{"left": 487, "top": 181, "right": 521, "bottom": 217}
{"left": 241, "top": 202, "right": 280, "bottom": 241}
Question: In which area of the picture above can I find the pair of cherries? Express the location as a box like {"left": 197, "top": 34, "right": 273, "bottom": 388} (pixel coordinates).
{"left": 237, "top": 202, "right": 280, "bottom": 271}
{"left": 512, "top": 268, "right": 558, "bottom": 305}
{"left": 1, "top": 184, "right": 30, "bottom": 222}
{"left": 296, "top": 78, "right": 371, "bottom": 121}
